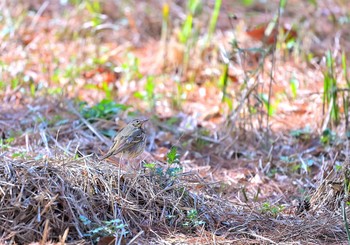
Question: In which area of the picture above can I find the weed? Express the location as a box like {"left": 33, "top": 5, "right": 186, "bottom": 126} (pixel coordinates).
{"left": 167, "top": 146, "right": 179, "bottom": 165}
{"left": 289, "top": 75, "right": 299, "bottom": 99}
{"left": 194, "top": 128, "right": 211, "bottom": 150}
{"left": 320, "top": 128, "right": 336, "bottom": 145}
{"left": 241, "top": 0, "right": 255, "bottom": 6}
{"left": 266, "top": 167, "right": 279, "bottom": 178}
{"left": 259, "top": 93, "right": 279, "bottom": 116}
{"left": 219, "top": 61, "right": 231, "bottom": 109}
{"left": 143, "top": 162, "right": 156, "bottom": 170}
{"left": 121, "top": 54, "right": 143, "bottom": 83}
{"left": 79, "top": 99, "right": 129, "bottom": 121}
{"left": 323, "top": 51, "right": 340, "bottom": 127}
{"left": 177, "top": 0, "right": 202, "bottom": 70}
{"left": 183, "top": 209, "right": 205, "bottom": 228}
{"left": 0, "top": 137, "right": 14, "bottom": 151}
{"left": 165, "top": 146, "right": 182, "bottom": 177}
{"left": 260, "top": 202, "right": 285, "bottom": 217}
{"left": 144, "top": 147, "right": 182, "bottom": 186}
{"left": 161, "top": 3, "right": 170, "bottom": 42}
{"left": 165, "top": 117, "right": 179, "bottom": 126}
{"left": 207, "top": 0, "right": 222, "bottom": 43}
{"left": 134, "top": 75, "right": 158, "bottom": 111}
{"left": 12, "top": 151, "right": 28, "bottom": 159}
{"left": 342, "top": 51, "right": 350, "bottom": 135}
{"left": 290, "top": 126, "right": 312, "bottom": 141}
{"left": 80, "top": 215, "right": 128, "bottom": 244}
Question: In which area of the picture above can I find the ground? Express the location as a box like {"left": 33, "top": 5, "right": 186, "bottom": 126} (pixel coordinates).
{"left": 0, "top": 0, "right": 350, "bottom": 244}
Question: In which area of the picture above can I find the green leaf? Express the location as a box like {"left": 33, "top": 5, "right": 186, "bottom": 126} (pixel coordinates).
{"left": 166, "top": 117, "right": 179, "bottom": 126}
{"left": 145, "top": 76, "right": 155, "bottom": 97}
{"left": 179, "top": 15, "right": 193, "bottom": 44}
{"left": 289, "top": 77, "right": 299, "bottom": 99}
{"left": 240, "top": 0, "right": 254, "bottom": 6}
{"left": 167, "top": 146, "right": 178, "bottom": 165}
{"left": 259, "top": 93, "right": 276, "bottom": 116}
{"left": 166, "top": 166, "right": 183, "bottom": 177}
{"left": 307, "top": 0, "right": 317, "bottom": 7}
{"left": 187, "top": 0, "right": 202, "bottom": 15}
{"left": 79, "top": 215, "right": 92, "bottom": 225}
{"left": 80, "top": 99, "right": 130, "bottom": 120}
{"left": 144, "top": 163, "right": 156, "bottom": 169}
{"left": 208, "top": 0, "right": 221, "bottom": 39}
{"left": 133, "top": 91, "right": 145, "bottom": 99}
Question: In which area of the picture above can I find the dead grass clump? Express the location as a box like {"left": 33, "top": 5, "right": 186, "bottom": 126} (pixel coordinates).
{"left": 0, "top": 156, "right": 237, "bottom": 244}
{"left": 0, "top": 139, "right": 349, "bottom": 244}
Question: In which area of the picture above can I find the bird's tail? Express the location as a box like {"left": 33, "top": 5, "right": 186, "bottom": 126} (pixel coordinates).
{"left": 98, "top": 151, "right": 113, "bottom": 161}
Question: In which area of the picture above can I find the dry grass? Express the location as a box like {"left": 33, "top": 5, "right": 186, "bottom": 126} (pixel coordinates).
{"left": 0, "top": 151, "right": 348, "bottom": 244}
{"left": 0, "top": 155, "right": 234, "bottom": 244}
{"left": 1, "top": 0, "right": 350, "bottom": 244}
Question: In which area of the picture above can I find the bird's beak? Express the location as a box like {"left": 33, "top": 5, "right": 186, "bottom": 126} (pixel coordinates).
{"left": 141, "top": 119, "right": 149, "bottom": 125}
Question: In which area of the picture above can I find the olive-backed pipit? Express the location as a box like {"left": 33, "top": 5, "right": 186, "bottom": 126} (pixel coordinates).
{"left": 99, "top": 119, "right": 148, "bottom": 161}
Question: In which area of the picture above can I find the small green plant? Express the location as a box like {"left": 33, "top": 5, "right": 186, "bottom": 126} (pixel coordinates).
{"left": 134, "top": 75, "right": 158, "bottom": 111}
{"left": 161, "top": 3, "right": 170, "bottom": 42}
{"left": 0, "top": 137, "right": 15, "bottom": 151}
{"left": 172, "top": 77, "right": 186, "bottom": 110}
{"left": 207, "top": 0, "right": 222, "bottom": 43}
{"left": 80, "top": 215, "right": 128, "bottom": 243}
{"left": 320, "top": 128, "right": 336, "bottom": 145}
{"left": 194, "top": 128, "right": 211, "bottom": 150}
{"left": 342, "top": 51, "right": 350, "bottom": 136}
{"left": 219, "top": 61, "right": 233, "bottom": 110}
{"left": 290, "top": 126, "right": 312, "bottom": 141}
{"left": 323, "top": 51, "right": 340, "bottom": 127}
{"left": 167, "top": 146, "right": 179, "bottom": 165}
{"left": 177, "top": 0, "right": 202, "bottom": 71}
{"left": 289, "top": 76, "right": 299, "bottom": 99}
{"left": 260, "top": 202, "right": 285, "bottom": 217}
{"left": 165, "top": 117, "right": 179, "bottom": 126}
{"left": 259, "top": 93, "right": 279, "bottom": 116}
{"left": 183, "top": 209, "right": 205, "bottom": 228}
{"left": 12, "top": 151, "right": 28, "bottom": 159}
{"left": 143, "top": 162, "right": 156, "bottom": 170}
{"left": 85, "top": 0, "right": 104, "bottom": 27}
{"left": 240, "top": 0, "right": 255, "bottom": 6}
{"left": 178, "top": 15, "right": 193, "bottom": 45}
{"left": 121, "top": 54, "right": 143, "bottom": 83}
{"left": 79, "top": 99, "right": 129, "bottom": 121}
{"left": 266, "top": 167, "right": 279, "bottom": 178}
{"left": 166, "top": 146, "right": 182, "bottom": 177}
{"left": 144, "top": 147, "right": 182, "bottom": 183}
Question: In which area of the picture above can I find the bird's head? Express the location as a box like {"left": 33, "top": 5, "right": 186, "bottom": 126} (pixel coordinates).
{"left": 131, "top": 118, "right": 148, "bottom": 128}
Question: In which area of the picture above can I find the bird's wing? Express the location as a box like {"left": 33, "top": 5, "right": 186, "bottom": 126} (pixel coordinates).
{"left": 99, "top": 128, "right": 145, "bottom": 161}
{"left": 99, "top": 132, "right": 124, "bottom": 161}
{"left": 125, "top": 128, "right": 144, "bottom": 144}
{"left": 111, "top": 129, "right": 144, "bottom": 154}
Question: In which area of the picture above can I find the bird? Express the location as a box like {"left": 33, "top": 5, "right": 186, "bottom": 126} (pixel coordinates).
{"left": 99, "top": 118, "right": 148, "bottom": 161}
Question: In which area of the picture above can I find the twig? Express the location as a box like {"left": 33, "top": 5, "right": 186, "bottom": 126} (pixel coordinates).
{"left": 30, "top": 1, "right": 49, "bottom": 29}
{"left": 68, "top": 103, "right": 111, "bottom": 145}
{"left": 126, "top": 230, "right": 144, "bottom": 245}
{"left": 60, "top": 228, "right": 69, "bottom": 245}
{"left": 48, "top": 135, "right": 75, "bottom": 157}
{"left": 240, "top": 231, "right": 278, "bottom": 244}
{"left": 154, "top": 120, "right": 222, "bottom": 144}
{"left": 40, "top": 219, "right": 50, "bottom": 245}
{"left": 341, "top": 201, "right": 350, "bottom": 244}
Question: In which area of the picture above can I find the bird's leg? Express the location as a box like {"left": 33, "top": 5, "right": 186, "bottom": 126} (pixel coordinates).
{"left": 129, "top": 158, "right": 137, "bottom": 171}
{"left": 140, "top": 154, "right": 147, "bottom": 170}
{"left": 117, "top": 153, "right": 124, "bottom": 196}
